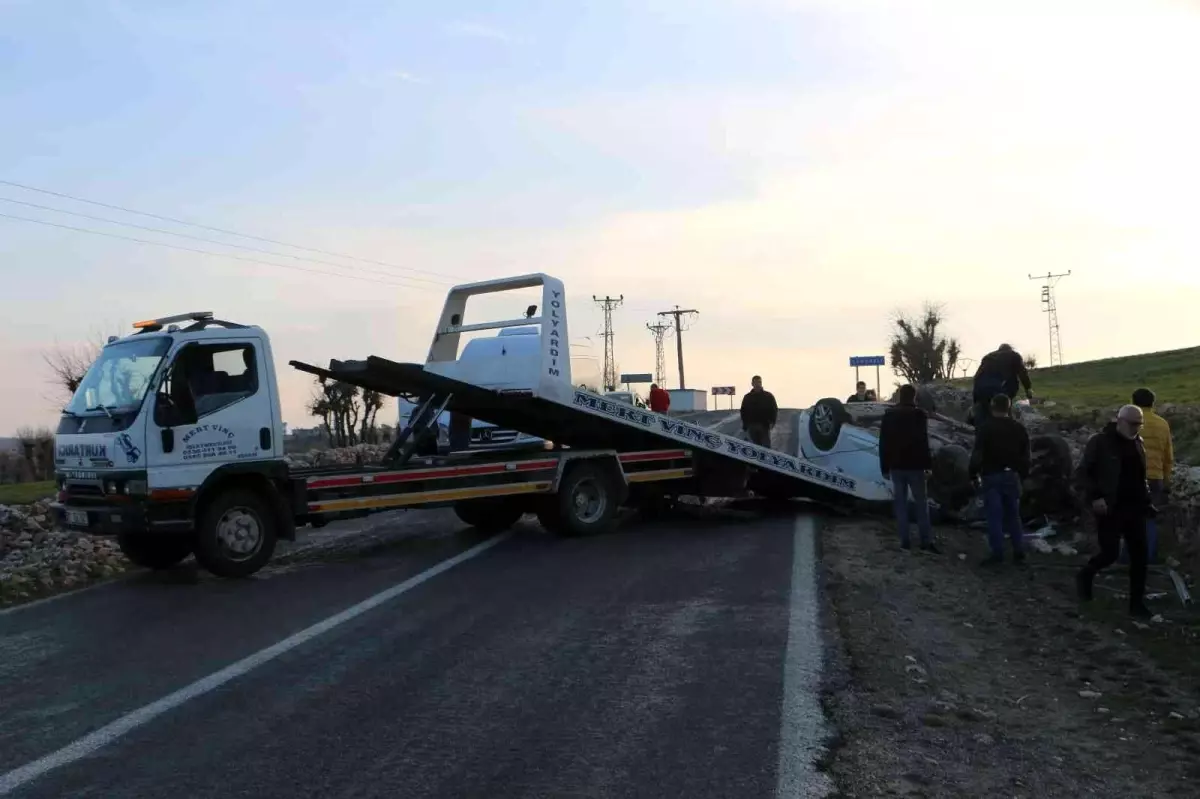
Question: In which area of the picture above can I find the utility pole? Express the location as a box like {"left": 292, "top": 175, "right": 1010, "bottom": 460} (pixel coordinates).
{"left": 645, "top": 319, "right": 672, "bottom": 386}
{"left": 656, "top": 305, "right": 698, "bottom": 389}
{"left": 593, "top": 294, "right": 624, "bottom": 391}
{"left": 1028, "top": 271, "right": 1071, "bottom": 366}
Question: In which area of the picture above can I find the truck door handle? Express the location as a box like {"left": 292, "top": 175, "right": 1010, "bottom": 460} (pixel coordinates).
{"left": 259, "top": 427, "right": 271, "bottom": 450}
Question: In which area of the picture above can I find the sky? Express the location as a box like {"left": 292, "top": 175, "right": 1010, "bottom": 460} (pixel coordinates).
{"left": 3, "top": 0, "right": 1200, "bottom": 433}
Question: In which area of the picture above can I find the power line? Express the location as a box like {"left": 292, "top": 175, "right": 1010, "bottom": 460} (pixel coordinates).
{"left": 1028, "top": 271, "right": 1071, "bottom": 366}
{"left": 0, "top": 196, "right": 453, "bottom": 289}
{"left": 645, "top": 319, "right": 672, "bottom": 386}
{"left": 0, "top": 177, "right": 464, "bottom": 283}
{"left": 0, "top": 212, "right": 430, "bottom": 288}
{"left": 593, "top": 294, "right": 624, "bottom": 392}
{"left": 656, "top": 305, "right": 698, "bottom": 389}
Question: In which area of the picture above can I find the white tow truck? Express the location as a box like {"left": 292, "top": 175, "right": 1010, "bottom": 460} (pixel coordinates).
{"left": 51, "top": 273, "right": 891, "bottom": 579}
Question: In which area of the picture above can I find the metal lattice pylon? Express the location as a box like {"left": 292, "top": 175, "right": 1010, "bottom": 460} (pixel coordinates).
{"left": 646, "top": 319, "right": 671, "bottom": 386}
{"left": 1028, "top": 271, "right": 1071, "bottom": 366}
{"left": 593, "top": 294, "right": 624, "bottom": 391}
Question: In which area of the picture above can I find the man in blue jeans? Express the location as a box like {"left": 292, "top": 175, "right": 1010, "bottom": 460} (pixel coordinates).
{"left": 969, "top": 393, "right": 1031, "bottom": 566}
{"left": 879, "top": 384, "right": 939, "bottom": 553}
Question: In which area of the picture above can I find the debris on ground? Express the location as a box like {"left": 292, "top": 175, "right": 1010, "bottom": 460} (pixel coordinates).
{"left": 820, "top": 517, "right": 1200, "bottom": 797}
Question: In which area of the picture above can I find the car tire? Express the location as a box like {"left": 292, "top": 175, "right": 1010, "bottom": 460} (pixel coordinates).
{"left": 453, "top": 498, "right": 525, "bottom": 532}
{"left": 552, "top": 462, "right": 620, "bottom": 537}
{"left": 808, "top": 397, "right": 849, "bottom": 451}
{"left": 116, "top": 532, "right": 192, "bottom": 570}
{"left": 194, "top": 488, "right": 278, "bottom": 578}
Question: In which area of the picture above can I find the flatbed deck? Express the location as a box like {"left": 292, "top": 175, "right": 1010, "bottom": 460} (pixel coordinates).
{"left": 290, "top": 354, "right": 888, "bottom": 505}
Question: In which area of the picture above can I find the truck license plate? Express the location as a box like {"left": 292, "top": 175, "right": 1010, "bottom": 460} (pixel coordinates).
{"left": 66, "top": 510, "right": 89, "bottom": 527}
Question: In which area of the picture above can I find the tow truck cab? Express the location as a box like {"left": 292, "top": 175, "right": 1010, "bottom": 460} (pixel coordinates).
{"left": 52, "top": 312, "right": 289, "bottom": 568}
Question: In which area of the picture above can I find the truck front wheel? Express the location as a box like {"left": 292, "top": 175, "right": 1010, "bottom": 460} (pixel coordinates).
{"left": 116, "top": 532, "right": 193, "bottom": 570}
{"left": 194, "top": 488, "right": 278, "bottom": 578}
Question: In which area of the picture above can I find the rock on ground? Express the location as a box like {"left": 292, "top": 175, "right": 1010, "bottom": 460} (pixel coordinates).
{"left": 0, "top": 499, "right": 131, "bottom": 605}
{"left": 821, "top": 517, "right": 1200, "bottom": 797}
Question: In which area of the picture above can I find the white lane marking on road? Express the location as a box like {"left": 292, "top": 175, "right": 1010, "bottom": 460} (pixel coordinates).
{"left": 0, "top": 532, "right": 512, "bottom": 796}
{"left": 776, "top": 515, "right": 834, "bottom": 798}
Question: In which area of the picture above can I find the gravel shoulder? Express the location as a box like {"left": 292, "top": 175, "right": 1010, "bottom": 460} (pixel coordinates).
{"left": 820, "top": 517, "right": 1200, "bottom": 798}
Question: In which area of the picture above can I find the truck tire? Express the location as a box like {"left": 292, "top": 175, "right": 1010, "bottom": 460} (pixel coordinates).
{"left": 194, "top": 488, "right": 278, "bottom": 578}
{"left": 116, "top": 532, "right": 192, "bottom": 570}
{"left": 453, "top": 498, "right": 525, "bottom": 532}
{"left": 552, "top": 462, "right": 620, "bottom": 537}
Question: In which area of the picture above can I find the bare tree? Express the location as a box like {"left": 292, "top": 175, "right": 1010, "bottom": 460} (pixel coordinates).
{"left": 43, "top": 329, "right": 120, "bottom": 406}
{"left": 1023, "top": 353, "right": 1038, "bottom": 371}
{"left": 888, "top": 303, "right": 961, "bottom": 385}
{"left": 308, "top": 379, "right": 386, "bottom": 448}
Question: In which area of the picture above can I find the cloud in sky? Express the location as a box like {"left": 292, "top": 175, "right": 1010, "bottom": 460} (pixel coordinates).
{"left": 388, "top": 70, "right": 427, "bottom": 84}
{"left": 444, "top": 21, "right": 515, "bottom": 43}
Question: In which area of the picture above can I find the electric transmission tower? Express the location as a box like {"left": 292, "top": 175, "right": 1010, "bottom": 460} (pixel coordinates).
{"left": 1028, "top": 271, "right": 1071, "bottom": 367}
{"left": 656, "top": 305, "right": 699, "bottom": 389}
{"left": 593, "top": 294, "right": 624, "bottom": 391}
{"left": 646, "top": 319, "right": 672, "bottom": 386}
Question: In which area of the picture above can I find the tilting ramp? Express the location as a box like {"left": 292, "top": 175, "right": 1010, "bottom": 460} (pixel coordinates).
{"left": 290, "top": 355, "right": 889, "bottom": 503}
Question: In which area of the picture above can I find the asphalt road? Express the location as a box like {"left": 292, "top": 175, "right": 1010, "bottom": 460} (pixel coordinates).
{"left": 0, "top": 505, "right": 830, "bottom": 799}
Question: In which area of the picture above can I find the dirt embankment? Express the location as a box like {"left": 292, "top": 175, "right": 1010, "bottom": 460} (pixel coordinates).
{"left": 820, "top": 518, "right": 1200, "bottom": 798}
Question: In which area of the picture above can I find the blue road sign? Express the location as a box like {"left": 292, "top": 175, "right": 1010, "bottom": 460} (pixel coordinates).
{"left": 849, "top": 355, "right": 886, "bottom": 368}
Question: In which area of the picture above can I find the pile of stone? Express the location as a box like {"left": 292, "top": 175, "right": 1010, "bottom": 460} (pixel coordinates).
{"left": 0, "top": 499, "right": 129, "bottom": 604}
{"left": 285, "top": 443, "right": 391, "bottom": 469}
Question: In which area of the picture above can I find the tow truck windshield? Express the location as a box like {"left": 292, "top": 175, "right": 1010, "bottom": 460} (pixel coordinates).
{"left": 64, "top": 336, "right": 172, "bottom": 417}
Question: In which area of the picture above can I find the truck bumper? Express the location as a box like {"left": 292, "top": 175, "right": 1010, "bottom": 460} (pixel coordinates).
{"left": 49, "top": 501, "right": 191, "bottom": 536}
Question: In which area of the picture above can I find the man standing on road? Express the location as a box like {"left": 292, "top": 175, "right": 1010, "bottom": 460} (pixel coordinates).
{"left": 648, "top": 383, "right": 671, "bottom": 414}
{"left": 969, "top": 393, "right": 1031, "bottom": 566}
{"left": 1126, "top": 388, "right": 1172, "bottom": 564}
{"left": 847, "top": 381, "right": 869, "bottom": 403}
{"left": 1075, "top": 404, "right": 1157, "bottom": 619}
{"left": 879, "top": 384, "right": 939, "bottom": 553}
{"left": 971, "top": 343, "right": 1033, "bottom": 427}
{"left": 740, "top": 375, "right": 778, "bottom": 448}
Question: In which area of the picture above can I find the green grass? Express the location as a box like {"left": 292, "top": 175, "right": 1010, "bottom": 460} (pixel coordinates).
{"left": 951, "top": 345, "right": 1200, "bottom": 463}
{"left": 0, "top": 481, "right": 56, "bottom": 505}
{"left": 951, "top": 345, "right": 1200, "bottom": 408}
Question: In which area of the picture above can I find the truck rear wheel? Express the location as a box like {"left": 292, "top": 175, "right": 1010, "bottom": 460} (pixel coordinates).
{"left": 552, "top": 462, "right": 620, "bottom": 537}
{"left": 453, "top": 498, "right": 525, "bottom": 532}
{"left": 116, "top": 532, "right": 192, "bottom": 570}
{"left": 194, "top": 488, "right": 278, "bottom": 578}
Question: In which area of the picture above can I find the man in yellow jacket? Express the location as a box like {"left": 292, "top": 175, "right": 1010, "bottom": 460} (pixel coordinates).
{"left": 1128, "top": 388, "right": 1173, "bottom": 563}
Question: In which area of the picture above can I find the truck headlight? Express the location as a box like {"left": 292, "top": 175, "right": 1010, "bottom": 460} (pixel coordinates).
{"left": 106, "top": 481, "right": 119, "bottom": 495}
{"left": 125, "top": 480, "right": 148, "bottom": 496}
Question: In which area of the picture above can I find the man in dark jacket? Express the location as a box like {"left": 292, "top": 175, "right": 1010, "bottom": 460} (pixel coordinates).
{"left": 879, "top": 384, "right": 938, "bottom": 552}
{"left": 847, "top": 381, "right": 869, "bottom": 403}
{"left": 970, "top": 393, "right": 1031, "bottom": 566}
{"left": 971, "top": 343, "right": 1033, "bottom": 427}
{"left": 1075, "top": 404, "right": 1156, "bottom": 618}
{"left": 740, "top": 375, "right": 778, "bottom": 448}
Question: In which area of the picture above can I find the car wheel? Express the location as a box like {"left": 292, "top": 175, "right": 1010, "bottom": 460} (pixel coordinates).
{"left": 808, "top": 397, "right": 848, "bottom": 451}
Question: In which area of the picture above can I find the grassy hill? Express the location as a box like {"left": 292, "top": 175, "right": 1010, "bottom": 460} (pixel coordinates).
{"left": 951, "top": 346, "right": 1200, "bottom": 409}
{"left": 953, "top": 345, "right": 1200, "bottom": 464}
